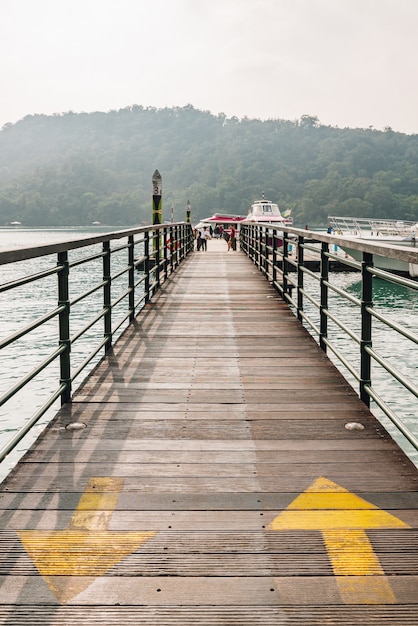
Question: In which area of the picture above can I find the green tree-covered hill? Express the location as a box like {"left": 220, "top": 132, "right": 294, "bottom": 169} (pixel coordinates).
{"left": 1, "top": 105, "right": 418, "bottom": 227}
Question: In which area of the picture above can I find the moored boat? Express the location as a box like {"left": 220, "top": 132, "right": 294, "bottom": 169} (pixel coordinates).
{"left": 328, "top": 215, "right": 418, "bottom": 276}
{"left": 243, "top": 194, "right": 292, "bottom": 224}
{"left": 198, "top": 213, "right": 246, "bottom": 231}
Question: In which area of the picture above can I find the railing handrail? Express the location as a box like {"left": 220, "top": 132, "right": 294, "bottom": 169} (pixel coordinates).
{"left": 0, "top": 222, "right": 194, "bottom": 467}
{"left": 0, "top": 222, "right": 188, "bottom": 265}
{"left": 240, "top": 222, "right": 418, "bottom": 457}
{"left": 280, "top": 225, "right": 418, "bottom": 265}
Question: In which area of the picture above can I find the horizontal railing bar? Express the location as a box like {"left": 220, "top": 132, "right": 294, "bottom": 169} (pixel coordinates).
{"left": 69, "top": 249, "right": 106, "bottom": 269}
{"left": 0, "top": 265, "right": 60, "bottom": 294}
{"left": 364, "top": 384, "right": 418, "bottom": 451}
{"left": 135, "top": 274, "right": 146, "bottom": 287}
{"left": 323, "top": 248, "right": 361, "bottom": 271}
{"left": 135, "top": 294, "right": 146, "bottom": 310}
{"left": 368, "top": 265, "right": 418, "bottom": 290}
{"left": 285, "top": 274, "right": 297, "bottom": 289}
{"left": 272, "top": 280, "right": 284, "bottom": 296}
{"left": 70, "top": 308, "right": 107, "bottom": 345}
{"left": 109, "top": 242, "right": 129, "bottom": 254}
{"left": 111, "top": 265, "right": 130, "bottom": 282}
{"left": 299, "top": 265, "right": 318, "bottom": 281}
{"left": 71, "top": 337, "right": 109, "bottom": 383}
{"left": 284, "top": 256, "right": 298, "bottom": 270}
{"left": 70, "top": 279, "right": 107, "bottom": 307}
{"left": 0, "top": 344, "right": 66, "bottom": 408}
{"left": 301, "top": 243, "right": 321, "bottom": 256}
{"left": 367, "top": 305, "right": 418, "bottom": 345}
{"left": 0, "top": 223, "right": 183, "bottom": 265}
{"left": 0, "top": 305, "right": 65, "bottom": 351}
{"left": 299, "top": 288, "right": 319, "bottom": 309}
{"left": 324, "top": 308, "right": 361, "bottom": 344}
{"left": 322, "top": 337, "right": 360, "bottom": 382}
{"left": 0, "top": 383, "right": 67, "bottom": 463}
{"left": 112, "top": 288, "right": 131, "bottom": 309}
{"left": 299, "top": 310, "right": 320, "bottom": 336}
{"left": 324, "top": 280, "right": 361, "bottom": 307}
{"left": 282, "top": 291, "right": 294, "bottom": 307}
{"left": 286, "top": 226, "right": 418, "bottom": 265}
{"left": 112, "top": 311, "right": 132, "bottom": 335}
{"left": 366, "top": 345, "right": 418, "bottom": 399}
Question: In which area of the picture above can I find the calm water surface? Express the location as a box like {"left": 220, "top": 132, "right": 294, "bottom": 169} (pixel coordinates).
{"left": 0, "top": 227, "right": 121, "bottom": 480}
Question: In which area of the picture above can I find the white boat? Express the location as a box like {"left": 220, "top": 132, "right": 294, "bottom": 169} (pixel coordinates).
{"left": 328, "top": 216, "right": 418, "bottom": 276}
{"left": 243, "top": 195, "right": 292, "bottom": 224}
{"left": 198, "top": 196, "right": 293, "bottom": 246}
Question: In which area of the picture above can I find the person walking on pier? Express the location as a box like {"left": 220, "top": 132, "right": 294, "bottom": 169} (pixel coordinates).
{"left": 228, "top": 225, "right": 236, "bottom": 251}
{"left": 200, "top": 226, "right": 211, "bottom": 251}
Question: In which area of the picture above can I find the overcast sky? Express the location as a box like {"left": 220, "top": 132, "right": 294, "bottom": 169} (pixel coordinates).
{"left": 1, "top": 0, "right": 417, "bottom": 133}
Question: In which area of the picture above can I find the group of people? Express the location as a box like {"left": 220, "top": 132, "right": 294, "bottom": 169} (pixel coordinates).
{"left": 194, "top": 226, "right": 211, "bottom": 251}
{"left": 193, "top": 224, "right": 237, "bottom": 252}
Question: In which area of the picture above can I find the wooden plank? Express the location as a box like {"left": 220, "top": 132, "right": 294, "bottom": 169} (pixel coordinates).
{"left": 0, "top": 606, "right": 417, "bottom": 625}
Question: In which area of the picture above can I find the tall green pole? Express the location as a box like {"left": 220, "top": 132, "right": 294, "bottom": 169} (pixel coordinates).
{"left": 152, "top": 169, "right": 162, "bottom": 254}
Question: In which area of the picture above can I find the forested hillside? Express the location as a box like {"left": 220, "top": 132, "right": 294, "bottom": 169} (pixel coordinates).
{"left": 1, "top": 105, "right": 418, "bottom": 227}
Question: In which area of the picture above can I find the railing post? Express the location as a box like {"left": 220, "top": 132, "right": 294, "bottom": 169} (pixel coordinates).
{"left": 103, "top": 240, "right": 112, "bottom": 352}
{"left": 189, "top": 224, "right": 194, "bottom": 255}
{"left": 144, "top": 231, "right": 150, "bottom": 303}
{"left": 174, "top": 225, "right": 179, "bottom": 269}
{"left": 252, "top": 225, "right": 256, "bottom": 261}
{"left": 163, "top": 227, "right": 169, "bottom": 280}
{"left": 272, "top": 230, "right": 277, "bottom": 287}
{"left": 128, "top": 235, "right": 135, "bottom": 323}
{"left": 248, "top": 225, "right": 254, "bottom": 261}
{"left": 319, "top": 241, "right": 329, "bottom": 353}
{"left": 263, "top": 227, "right": 269, "bottom": 276}
{"left": 168, "top": 226, "right": 173, "bottom": 273}
{"left": 58, "top": 251, "right": 71, "bottom": 404}
{"left": 297, "top": 234, "right": 304, "bottom": 322}
{"left": 282, "top": 234, "right": 289, "bottom": 299}
{"left": 155, "top": 227, "right": 161, "bottom": 290}
{"left": 360, "top": 252, "right": 373, "bottom": 407}
{"left": 253, "top": 226, "right": 258, "bottom": 266}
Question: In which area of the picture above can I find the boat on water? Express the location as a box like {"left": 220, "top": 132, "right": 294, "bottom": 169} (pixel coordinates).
{"left": 328, "top": 215, "right": 418, "bottom": 276}
{"left": 198, "top": 195, "right": 292, "bottom": 240}
{"left": 243, "top": 195, "right": 292, "bottom": 225}
{"left": 197, "top": 213, "right": 246, "bottom": 231}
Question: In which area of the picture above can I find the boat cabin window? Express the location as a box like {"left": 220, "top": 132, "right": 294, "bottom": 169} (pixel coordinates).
{"left": 263, "top": 205, "right": 273, "bottom": 213}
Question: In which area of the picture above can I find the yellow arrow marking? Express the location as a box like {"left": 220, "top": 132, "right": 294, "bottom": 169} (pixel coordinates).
{"left": 18, "top": 477, "right": 156, "bottom": 604}
{"left": 268, "top": 477, "right": 410, "bottom": 604}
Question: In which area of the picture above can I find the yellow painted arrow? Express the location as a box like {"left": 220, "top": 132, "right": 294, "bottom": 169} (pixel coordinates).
{"left": 18, "top": 477, "right": 155, "bottom": 604}
{"left": 268, "top": 476, "right": 410, "bottom": 604}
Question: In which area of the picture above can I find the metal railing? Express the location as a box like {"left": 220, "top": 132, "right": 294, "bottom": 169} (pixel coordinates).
{"left": 241, "top": 223, "right": 418, "bottom": 453}
{"left": 0, "top": 222, "right": 194, "bottom": 462}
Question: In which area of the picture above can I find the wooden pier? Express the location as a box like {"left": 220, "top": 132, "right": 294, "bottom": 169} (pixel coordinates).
{"left": 1, "top": 238, "right": 418, "bottom": 624}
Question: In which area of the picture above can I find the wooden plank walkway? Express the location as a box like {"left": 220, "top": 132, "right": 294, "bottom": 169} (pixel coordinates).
{"left": 1, "top": 238, "right": 418, "bottom": 624}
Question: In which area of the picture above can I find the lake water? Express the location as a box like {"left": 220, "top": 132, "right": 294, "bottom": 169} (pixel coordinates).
{"left": 0, "top": 227, "right": 121, "bottom": 480}
{"left": 0, "top": 228, "right": 417, "bottom": 481}
{"left": 300, "top": 270, "right": 418, "bottom": 467}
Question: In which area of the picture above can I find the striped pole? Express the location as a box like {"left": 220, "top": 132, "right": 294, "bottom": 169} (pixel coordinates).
{"left": 152, "top": 170, "right": 162, "bottom": 254}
